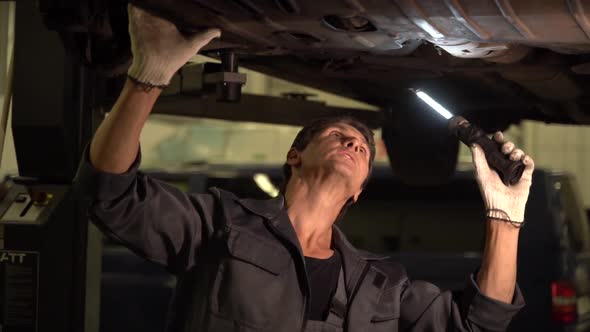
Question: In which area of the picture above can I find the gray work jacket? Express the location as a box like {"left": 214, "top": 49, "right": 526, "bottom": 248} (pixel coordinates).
{"left": 74, "top": 149, "right": 525, "bottom": 332}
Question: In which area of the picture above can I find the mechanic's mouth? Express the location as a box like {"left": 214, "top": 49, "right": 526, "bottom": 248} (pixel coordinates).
{"left": 339, "top": 152, "right": 354, "bottom": 163}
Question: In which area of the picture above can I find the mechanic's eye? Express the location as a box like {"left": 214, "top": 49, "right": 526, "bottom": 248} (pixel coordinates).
{"left": 360, "top": 147, "right": 366, "bottom": 154}
{"left": 330, "top": 131, "right": 341, "bottom": 137}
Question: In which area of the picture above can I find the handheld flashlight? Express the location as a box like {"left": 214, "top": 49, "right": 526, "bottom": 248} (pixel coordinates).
{"left": 413, "top": 89, "right": 525, "bottom": 186}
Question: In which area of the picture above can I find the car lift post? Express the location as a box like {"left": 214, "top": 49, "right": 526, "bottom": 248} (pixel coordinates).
{"left": 0, "top": 1, "right": 104, "bottom": 331}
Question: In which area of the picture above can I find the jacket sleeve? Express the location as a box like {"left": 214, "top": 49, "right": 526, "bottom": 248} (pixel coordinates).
{"left": 399, "top": 272, "right": 525, "bottom": 331}
{"left": 73, "top": 146, "right": 220, "bottom": 274}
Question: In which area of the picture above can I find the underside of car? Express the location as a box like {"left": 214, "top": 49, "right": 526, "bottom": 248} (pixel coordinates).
{"left": 39, "top": 0, "right": 590, "bottom": 183}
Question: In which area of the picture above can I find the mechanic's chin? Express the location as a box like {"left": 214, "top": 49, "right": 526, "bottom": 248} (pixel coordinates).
{"left": 326, "top": 160, "right": 362, "bottom": 192}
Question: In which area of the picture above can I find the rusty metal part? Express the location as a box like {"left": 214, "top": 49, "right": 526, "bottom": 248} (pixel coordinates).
{"left": 493, "top": 0, "right": 536, "bottom": 40}
{"left": 444, "top": 0, "right": 491, "bottom": 40}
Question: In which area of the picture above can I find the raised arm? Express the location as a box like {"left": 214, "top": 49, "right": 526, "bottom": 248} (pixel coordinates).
{"left": 76, "top": 5, "right": 221, "bottom": 274}
{"left": 472, "top": 132, "right": 534, "bottom": 303}
{"left": 90, "top": 78, "right": 160, "bottom": 173}
{"left": 397, "top": 133, "right": 533, "bottom": 331}
{"left": 90, "top": 4, "right": 220, "bottom": 173}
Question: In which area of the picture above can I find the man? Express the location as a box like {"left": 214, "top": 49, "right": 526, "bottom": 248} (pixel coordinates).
{"left": 75, "top": 4, "right": 534, "bottom": 331}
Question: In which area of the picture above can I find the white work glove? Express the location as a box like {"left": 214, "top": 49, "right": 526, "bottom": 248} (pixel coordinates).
{"left": 127, "top": 4, "right": 221, "bottom": 88}
{"left": 471, "top": 132, "right": 535, "bottom": 226}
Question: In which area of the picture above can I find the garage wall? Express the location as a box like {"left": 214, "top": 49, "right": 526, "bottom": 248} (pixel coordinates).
{"left": 522, "top": 121, "right": 590, "bottom": 207}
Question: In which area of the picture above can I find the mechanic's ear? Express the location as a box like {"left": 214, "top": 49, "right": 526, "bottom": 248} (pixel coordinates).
{"left": 287, "top": 148, "right": 301, "bottom": 166}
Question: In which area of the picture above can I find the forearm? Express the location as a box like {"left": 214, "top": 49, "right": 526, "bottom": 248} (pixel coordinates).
{"left": 476, "top": 220, "right": 520, "bottom": 303}
{"left": 90, "top": 79, "right": 161, "bottom": 173}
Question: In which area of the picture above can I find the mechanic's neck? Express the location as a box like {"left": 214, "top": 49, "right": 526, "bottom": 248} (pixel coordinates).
{"left": 284, "top": 175, "right": 351, "bottom": 259}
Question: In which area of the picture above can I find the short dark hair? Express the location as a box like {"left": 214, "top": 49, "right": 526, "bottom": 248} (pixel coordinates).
{"left": 281, "top": 115, "right": 376, "bottom": 202}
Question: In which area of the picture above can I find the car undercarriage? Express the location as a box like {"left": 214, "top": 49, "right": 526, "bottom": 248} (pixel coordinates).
{"left": 40, "top": 0, "right": 590, "bottom": 182}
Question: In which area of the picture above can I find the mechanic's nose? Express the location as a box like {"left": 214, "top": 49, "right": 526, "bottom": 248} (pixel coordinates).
{"left": 345, "top": 138, "right": 359, "bottom": 152}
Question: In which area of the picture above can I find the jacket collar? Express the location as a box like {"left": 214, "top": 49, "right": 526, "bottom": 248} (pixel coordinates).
{"left": 234, "top": 194, "right": 388, "bottom": 261}
{"left": 332, "top": 226, "right": 389, "bottom": 261}
{"left": 234, "top": 194, "right": 285, "bottom": 221}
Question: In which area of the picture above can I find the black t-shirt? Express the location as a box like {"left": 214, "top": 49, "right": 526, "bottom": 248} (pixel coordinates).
{"left": 304, "top": 250, "right": 342, "bottom": 321}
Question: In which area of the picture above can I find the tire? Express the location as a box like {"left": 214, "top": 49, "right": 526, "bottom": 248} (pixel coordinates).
{"left": 381, "top": 104, "right": 459, "bottom": 185}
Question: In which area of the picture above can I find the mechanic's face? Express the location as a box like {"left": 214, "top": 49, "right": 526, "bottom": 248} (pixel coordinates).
{"left": 287, "top": 123, "right": 371, "bottom": 202}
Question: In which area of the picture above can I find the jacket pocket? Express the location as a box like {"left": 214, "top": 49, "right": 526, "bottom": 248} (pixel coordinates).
{"left": 227, "top": 229, "right": 290, "bottom": 275}
{"left": 370, "top": 286, "right": 401, "bottom": 331}
{"left": 209, "top": 228, "right": 293, "bottom": 329}
{"left": 370, "top": 316, "right": 399, "bottom": 332}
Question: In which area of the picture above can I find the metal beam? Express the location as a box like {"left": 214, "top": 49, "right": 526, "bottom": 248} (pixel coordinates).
{"left": 152, "top": 93, "right": 384, "bottom": 129}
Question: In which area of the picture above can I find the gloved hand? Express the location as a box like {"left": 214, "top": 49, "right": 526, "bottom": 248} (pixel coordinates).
{"left": 471, "top": 132, "right": 535, "bottom": 226}
{"left": 127, "top": 4, "right": 221, "bottom": 88}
